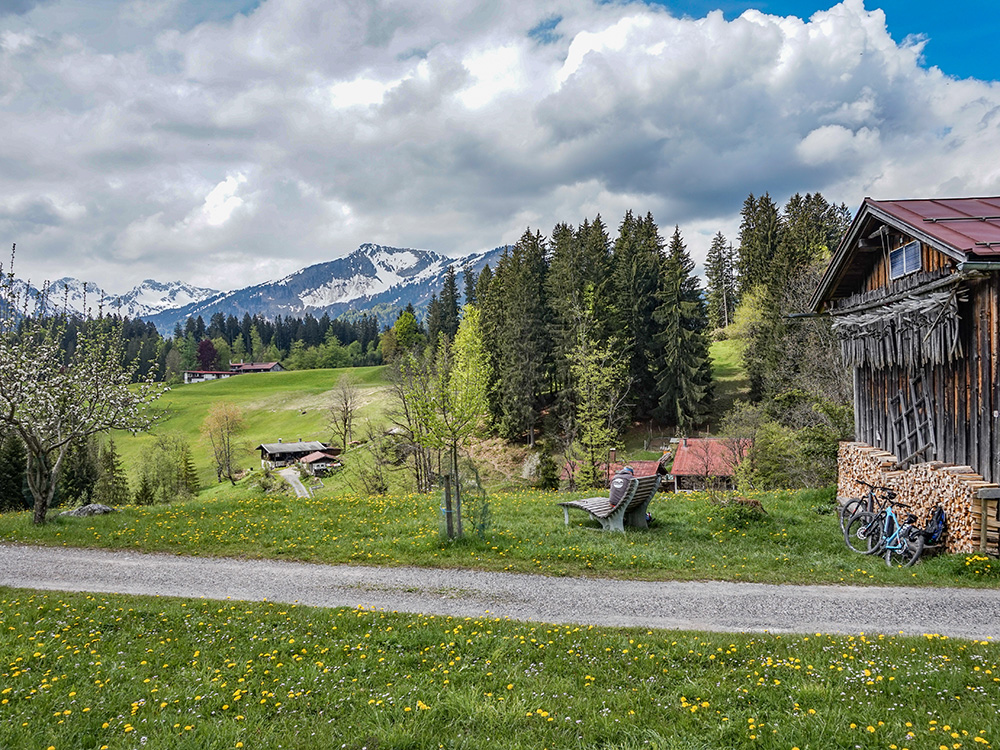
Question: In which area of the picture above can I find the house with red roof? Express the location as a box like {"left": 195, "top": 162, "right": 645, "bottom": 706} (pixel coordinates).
{"left": 669, "top": 437, "right": 747, "bottom": 492}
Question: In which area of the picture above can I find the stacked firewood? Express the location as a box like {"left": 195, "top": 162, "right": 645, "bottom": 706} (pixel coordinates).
{"left": 838, "top": 442, "right": 999, "bottom": 554}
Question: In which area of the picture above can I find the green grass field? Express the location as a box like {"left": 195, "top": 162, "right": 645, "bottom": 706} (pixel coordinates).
{"left": 708, "top": 338, "right": 750, "bottom": 428}
{"left": 4, "top": 486, "right": 999, "bottom": 589}
{"left": 2, "top": 586, "right": 997, "bottom": 750}
{"left": 116, "top": 367, "right": 389, "bottom": 487}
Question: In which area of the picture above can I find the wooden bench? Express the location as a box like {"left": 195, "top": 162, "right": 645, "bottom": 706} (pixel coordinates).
{"left": 559, "top": 474, "right": 662, "bottom": 532}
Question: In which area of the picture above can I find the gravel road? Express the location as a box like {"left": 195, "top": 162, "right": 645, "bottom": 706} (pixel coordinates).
{"left": 3, "top": 544, "right": 999, "bottom": 640}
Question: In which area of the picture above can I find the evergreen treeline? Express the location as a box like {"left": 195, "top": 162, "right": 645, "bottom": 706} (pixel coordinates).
{"left": 168, "top": 311, "right": 382, "bottom": 377}
{"left": 393, "top": 192, "right": 855, "bottom": 490}
{"left": 386, "top": 211, "right": 716, "bottom": 466}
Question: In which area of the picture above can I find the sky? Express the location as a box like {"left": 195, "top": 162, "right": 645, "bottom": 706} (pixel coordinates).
{"left": 1, "top": 0, "right": 998, "bottom": 294}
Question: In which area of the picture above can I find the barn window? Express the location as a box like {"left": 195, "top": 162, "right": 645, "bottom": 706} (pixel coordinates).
{"left": 889, "top": 240, "right": 921, "bottom": 279}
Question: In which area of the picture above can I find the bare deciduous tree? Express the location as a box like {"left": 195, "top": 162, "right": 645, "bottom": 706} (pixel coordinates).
{"left": 329, "top": 373, "right": 359, "bottom": 449}
{"left": 201, "top": 402, "right": 246, "bottom": 484}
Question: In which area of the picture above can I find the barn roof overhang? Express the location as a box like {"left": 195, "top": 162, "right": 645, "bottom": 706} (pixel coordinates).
{"left": 811, "top": 196, "right": 1000, "bottom": 313}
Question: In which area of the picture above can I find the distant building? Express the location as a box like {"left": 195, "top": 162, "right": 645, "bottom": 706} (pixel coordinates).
{"left": 299, "top": 450, "right": 343, "bottom": 476}
{"left": 183, "top": 370, "right": 238, "bottom": 385}
{"left": 231, "top": 362, "right": 285, "bottom": 374}
{"left": 256, "top": 440, "right": 333, "bottom": 469}
{"left": 669, "top": 438, "right": 748, "bottom": 492}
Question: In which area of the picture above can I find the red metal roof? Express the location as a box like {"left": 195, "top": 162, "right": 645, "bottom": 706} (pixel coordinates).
{"left": 233, "top": 362, "right": 281, "bottom": 372}
{"left": 606, "top": 459, "right": 666, "bottom": 480}
{"left": 865, "top": 196, "right": 1000, "bottom": 258}
{"left": 300, "top": 451, "right": 340, "bottom": 463}
{"left": 669, "top": 438, "right": 745, "bottom": 477}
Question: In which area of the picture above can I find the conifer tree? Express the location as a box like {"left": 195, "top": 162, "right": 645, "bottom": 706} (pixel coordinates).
{"left": 439, "top": 265, "right": 461, "bottom": 340}
{"left": 610, "top": 211, "right": 666, "bottom": 416}
{"left": 654, "top": 226, "right": 713, "bottom": 431}
{"left": 704, "top": 232, "right": 737, "bottom": 330}
{"left": 425, "top": 294, "right": 443, "bottom": 345}
{"left": 58, "top": 435, "right": 100, "bottom": 506}
{"left": 546, "top": 221, "right": 583, "bottom": 392}
{"left": 94, "top": 436, "right": 130, "bottom": 506}
{"left": 462, "top": 266, "right": 477, "bottom": 307}
{"left": 493, "top": 230, "right": 551, "bottom": 445}
{"left": 133, "top": 471, "right": 155, "bottom": 506}
{"left": 737, "top": 192, "right": 782, "bottom": 297}
{"left": 0, "top": 431, "right": 27, "bottom": 512}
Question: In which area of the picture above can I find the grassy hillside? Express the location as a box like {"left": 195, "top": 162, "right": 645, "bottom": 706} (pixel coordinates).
{"left": 116, "top": 366, "right": 389, "bottom": 487}
{"left": 708, "top": 337, "right": 749, "bottom": 428}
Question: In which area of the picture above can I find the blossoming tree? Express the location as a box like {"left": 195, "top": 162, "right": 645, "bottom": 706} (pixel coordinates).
{"left": 0, "top": 248, "right": 164, "bottom": 524}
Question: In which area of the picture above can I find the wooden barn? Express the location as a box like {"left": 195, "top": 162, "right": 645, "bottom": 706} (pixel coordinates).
{"left": 811, "top": 196, "right": 1000, "bottom": 552}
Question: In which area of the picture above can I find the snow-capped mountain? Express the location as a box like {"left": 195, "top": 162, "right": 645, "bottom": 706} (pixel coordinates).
{"left": 7, "top": 278, "right": 219, "bottom": 319}
{"left": 112, "top": 280, "right": 219, "bottom": 319}
{"left": 144, "top": 243, "right": 505, "bottom": 333}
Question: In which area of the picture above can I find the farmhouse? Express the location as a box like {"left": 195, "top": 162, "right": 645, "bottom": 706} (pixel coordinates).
{"left": 299, "top": 450, "right": 343, "bottom": 476}
{"left": 811, "top": 196, "right": 1000, "bottom": 551}
{"left": 231, "top": 362, "right": 285, "bottom": 374}
{"left": 182, "top": 370, "right": 238, "bottom": 385}
{"left": 256, "top": 440, "right": 332, "bottom": 469}
{"left": 669, "top": 438, "right": 746, "bottom": 492}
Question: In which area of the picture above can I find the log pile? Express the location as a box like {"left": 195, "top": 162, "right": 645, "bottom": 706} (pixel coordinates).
{"left": 838, "top": 441, "right": 999, "bottom": 554}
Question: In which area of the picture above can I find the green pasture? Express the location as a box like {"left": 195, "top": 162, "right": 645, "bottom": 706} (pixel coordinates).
{"left": 708, "top": 338, "right": 750, "bottom": 427}
{"left": 116, "top": 366, "right": 389, "bottom": 486}
{"left": 2, "top": 586, "right": 997, "bottom": 750}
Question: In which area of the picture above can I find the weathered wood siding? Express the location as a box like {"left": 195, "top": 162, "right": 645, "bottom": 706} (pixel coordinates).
{"left": 863, "top": 241, "right": 956, "bottom": 293}
{"left": 853, "top": 275, "right": 1000, "bottom": 483}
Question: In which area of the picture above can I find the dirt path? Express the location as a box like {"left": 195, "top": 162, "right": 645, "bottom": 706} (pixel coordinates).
{"left": 278, "top": 468, "right": 311, "bottom": 498}
{"left": 2, "top": 544, "right": 999, "bottom": 640}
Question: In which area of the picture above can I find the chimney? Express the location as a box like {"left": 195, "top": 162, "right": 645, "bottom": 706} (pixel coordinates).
{"left": 682, "top": 437, "right": 687, "bottom": 447}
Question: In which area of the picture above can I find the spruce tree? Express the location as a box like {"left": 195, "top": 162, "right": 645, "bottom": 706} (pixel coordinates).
{"left": 654, "top": 226, "right": 713, "bottom": 431}
{"left": 94, "top": 436, "right": 130, "bottom": 506}
{"left": 610, "top": 211, "right": 666, "bottom": 416}
{"left": 0, "top": 432, "right": 27, "bottom": 512}
{"left": 462, "top": 266, "right": 477, "bottom": 307}
{"left": 492, "top": 230, "right": 551, "bottom": 445}
{"left": 546, "top": 221, "right": 583, "bottom": 393}
{"left": 704, "top": 231, "right": 737, "bottom": 330}
{"left": 179, "top": 441, "right": 200, "bottom": 496}
{"left": 439, "top": 265, "right": 461, "bottom": 339}
{"left": 58, "top": 435, "right": 100, "bottom": 506}
{"left": 737, "top": 193, "right": 782, "bottom": 297}
{"left": 133, "top": 470, "right": 156, "bottom": 506}
{"left": 425, "top": 294, "right": 443, "bottom": 345}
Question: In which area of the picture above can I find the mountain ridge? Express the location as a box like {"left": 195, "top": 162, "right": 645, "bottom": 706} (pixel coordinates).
{"left": 32, "top": 243, "right": 505, "bottom": 334}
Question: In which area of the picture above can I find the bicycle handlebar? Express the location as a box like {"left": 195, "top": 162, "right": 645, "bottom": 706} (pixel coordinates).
{"left": 854, "top": 478, "right": 894, "bottom": 492}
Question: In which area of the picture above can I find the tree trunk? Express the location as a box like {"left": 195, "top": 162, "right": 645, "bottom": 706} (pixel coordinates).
{"left": 26, "top": 452, "right": 54, "bottom": 525}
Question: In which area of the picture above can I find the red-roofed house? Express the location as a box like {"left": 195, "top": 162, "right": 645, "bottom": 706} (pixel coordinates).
{"left": 230, "top": 362, "right": 285, "bottom": 374}
{"left": 299, "top": 450, "right": 343, "bottom": 476}
{"left": 669, "top": 438, "right": 748, "bottom": 492}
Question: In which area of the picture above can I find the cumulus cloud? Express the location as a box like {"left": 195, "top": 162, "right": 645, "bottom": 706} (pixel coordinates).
{"left": 0, "top": 0, "right": 998, "bottom": 291}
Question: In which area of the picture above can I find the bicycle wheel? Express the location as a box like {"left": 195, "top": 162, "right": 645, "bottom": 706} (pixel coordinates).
{"left": 886, "top": 526, "right": 924, "bottom": 567}
{"left": 838, "top": 497, "right": 865, "bottom": 533}
{"left": 844, "top": 511, "right": 883, "bottom": 554}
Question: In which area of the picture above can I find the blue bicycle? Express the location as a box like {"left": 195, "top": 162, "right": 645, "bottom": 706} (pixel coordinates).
{"left": 844, "top": 498, "right": 924, "bottom": 567}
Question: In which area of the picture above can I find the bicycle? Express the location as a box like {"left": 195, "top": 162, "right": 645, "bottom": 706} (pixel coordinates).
{"left": 838, "top": 479, "right": 895, "bottom": 534}
{"left": 844, "top": 499, "right": 924, "bottom": 567}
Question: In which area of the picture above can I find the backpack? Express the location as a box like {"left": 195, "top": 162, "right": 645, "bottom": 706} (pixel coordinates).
{"left": 923, "top": 505, "right": 947, "bottom": 545}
